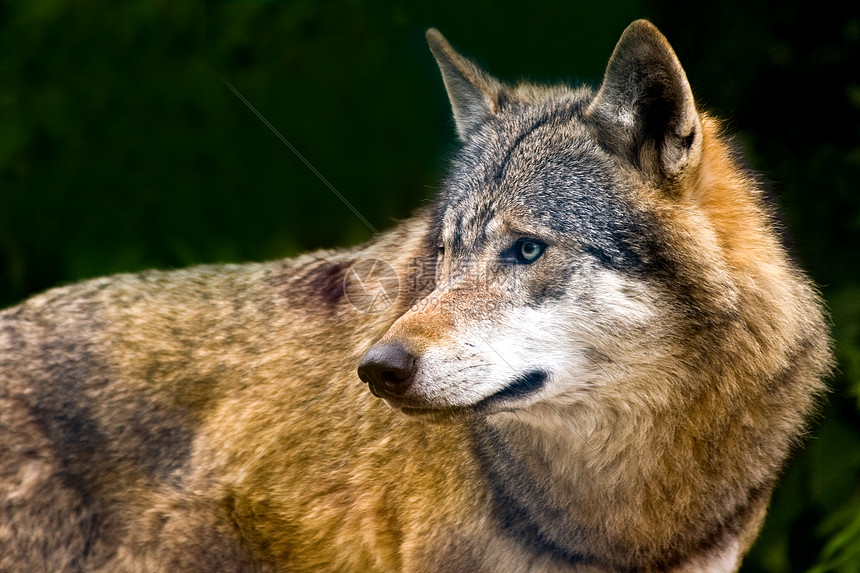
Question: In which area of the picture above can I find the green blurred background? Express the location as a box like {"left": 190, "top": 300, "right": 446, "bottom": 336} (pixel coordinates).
{"left": 1, "top": 1, "right": 858, "bottom": 570}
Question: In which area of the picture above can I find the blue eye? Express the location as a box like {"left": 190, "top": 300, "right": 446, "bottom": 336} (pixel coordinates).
{"left": 506, "top": 238, "right": 546, "bottom": 264}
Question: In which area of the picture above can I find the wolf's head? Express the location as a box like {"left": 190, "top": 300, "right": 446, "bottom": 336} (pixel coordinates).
{"left": 357, "top": 21, "right": 823, "bottom": 426}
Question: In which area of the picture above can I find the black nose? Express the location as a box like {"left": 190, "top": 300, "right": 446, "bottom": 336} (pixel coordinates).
{"left": 357, "top": 342, "right": 416, "bottom": 398}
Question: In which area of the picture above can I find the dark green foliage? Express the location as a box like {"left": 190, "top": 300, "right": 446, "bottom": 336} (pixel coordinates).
{"left": 1, "top": 1, "right": 858, "bottom": 570}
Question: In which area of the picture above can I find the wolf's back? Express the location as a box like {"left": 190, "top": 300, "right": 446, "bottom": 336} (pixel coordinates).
{"left": 0, "top": 218, "right": 438, "bottom": 571}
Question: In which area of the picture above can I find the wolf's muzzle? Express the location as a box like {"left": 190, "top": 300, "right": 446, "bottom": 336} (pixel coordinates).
{"left": 357, "top": 342, "right": 416, "bottom": 399}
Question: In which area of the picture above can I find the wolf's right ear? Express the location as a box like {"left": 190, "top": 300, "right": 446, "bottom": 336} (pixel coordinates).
{"left": 426, "top": 29, "right": 503, "bottom": 142}
{"left": 586, "top": 20, "right": 702, "bottom": 183}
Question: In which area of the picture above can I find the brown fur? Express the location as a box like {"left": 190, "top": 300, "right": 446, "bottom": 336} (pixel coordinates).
{"left": 0, "top": 21, "right": 831, "bottom": 572}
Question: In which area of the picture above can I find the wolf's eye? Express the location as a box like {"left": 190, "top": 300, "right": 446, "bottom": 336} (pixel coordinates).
{"left": 504, "top": 238, "right": 546, "bottom": 265}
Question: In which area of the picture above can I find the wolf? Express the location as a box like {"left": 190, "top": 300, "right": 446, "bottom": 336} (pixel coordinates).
{"left": 0, "top": 20, "right": 831, "bottom": 572}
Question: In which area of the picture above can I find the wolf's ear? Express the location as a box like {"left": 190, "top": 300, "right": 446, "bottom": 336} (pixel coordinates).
{"left": 587, "top": 20, "right": 702, "bottom": 182}
{"left": 426, "top": 29, "right": 503, "bottom": 141}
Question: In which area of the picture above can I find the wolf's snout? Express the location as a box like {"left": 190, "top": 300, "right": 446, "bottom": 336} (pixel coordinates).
{"left": 358, "top": 342, "right": 416, "bottom": 398}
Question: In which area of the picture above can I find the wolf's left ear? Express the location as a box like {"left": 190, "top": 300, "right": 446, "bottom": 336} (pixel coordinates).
{"left": 427, "top": 29, "right": 503, "bottom": 141}
{"left": 587, "top": 20, "right": 702, "bottom": 182}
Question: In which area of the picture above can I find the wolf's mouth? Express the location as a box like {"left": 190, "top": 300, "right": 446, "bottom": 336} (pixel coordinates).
{"left": 474, "top": 369, "right": 548, "bottom": 411}
{"left": 398, "top": 370, "right": 548, "bottom": 419}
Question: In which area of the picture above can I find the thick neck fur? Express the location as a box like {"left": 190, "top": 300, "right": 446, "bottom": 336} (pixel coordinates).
{"left": 456, "top": 118, "right": 830, "bottom": 571}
